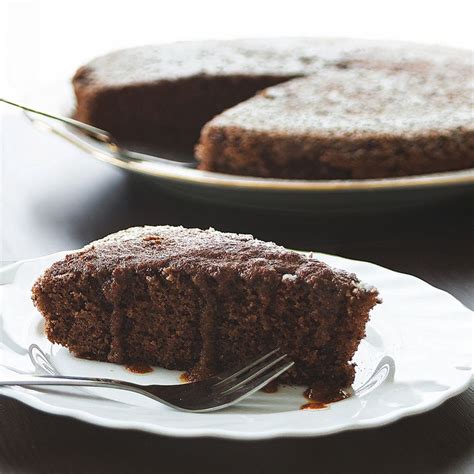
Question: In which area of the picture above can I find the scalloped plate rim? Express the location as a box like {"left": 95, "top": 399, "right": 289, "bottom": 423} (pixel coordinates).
{"left": 0, "top": 250, "right": 472, "bottom": 439}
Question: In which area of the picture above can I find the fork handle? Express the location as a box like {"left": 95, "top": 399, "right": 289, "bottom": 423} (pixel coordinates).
{"left": 0, "top": 374, "right": 144, "bottom": 393}
{"left": 0, "top": 97, "right": 118, "bottom": 148}
{"left": 0, "top": 97, "right": 197, "bottom": 168}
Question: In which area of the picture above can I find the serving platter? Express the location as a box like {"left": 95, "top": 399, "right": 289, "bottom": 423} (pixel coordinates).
{"left": 0, "top": 251, "right": 471, "bottom": 439}
{"left": 15, "top": 82, "right": 474, "bottom": 214}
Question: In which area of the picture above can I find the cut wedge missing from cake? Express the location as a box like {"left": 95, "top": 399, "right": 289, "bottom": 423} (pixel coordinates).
{"left": 32, "top": 226, "right": 380, "bottom": 392}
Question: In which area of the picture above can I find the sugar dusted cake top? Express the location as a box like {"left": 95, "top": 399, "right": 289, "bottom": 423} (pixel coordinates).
{"left": 206, "top": 65, "right": 474, "bottom": 137}
{"left": 44, "top": 226, "right": 376, "bottom": 296}
{"left": 74, "top": 38, "right": 470, "bottom": 88}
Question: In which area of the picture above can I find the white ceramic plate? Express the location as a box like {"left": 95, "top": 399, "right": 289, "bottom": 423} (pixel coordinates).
{"left": 0, "top": 251, "right": 472, "bottom": 440}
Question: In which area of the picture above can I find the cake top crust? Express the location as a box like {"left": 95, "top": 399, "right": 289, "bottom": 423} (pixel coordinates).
{"left": 74, "top": 38, "right": 471, "bottom": 88}
{"left": 43, "top": 226, "right": 376, "bottom": 294}
{"left": 206, "top": 64, "right": 474, "bottom": 136}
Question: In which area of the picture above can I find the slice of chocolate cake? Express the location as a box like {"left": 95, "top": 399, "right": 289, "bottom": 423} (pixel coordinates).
{"left": 32, "top": 226, "right": 379, "bottom": 390}
{"left": 196, "top": 65, "right": 474, "bottom": 179}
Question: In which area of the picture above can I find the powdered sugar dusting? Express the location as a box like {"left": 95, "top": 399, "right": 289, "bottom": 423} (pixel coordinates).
{"left": 211, "top": 67, "right": 473, "bottom": 135}
{"left": 80, "top": 38, "right": 469, "bottom": 88}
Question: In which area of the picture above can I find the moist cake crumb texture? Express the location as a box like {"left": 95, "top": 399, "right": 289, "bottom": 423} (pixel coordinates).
{"left": 32, "top": 226, "right": 379, "bottom": 391}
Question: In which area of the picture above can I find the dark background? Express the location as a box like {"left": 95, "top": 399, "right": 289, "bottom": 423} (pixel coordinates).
{"left": 1, "top": 113, "right": 473, "bottom": 473}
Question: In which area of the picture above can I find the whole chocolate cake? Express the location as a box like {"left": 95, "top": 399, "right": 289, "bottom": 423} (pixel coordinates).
{"left": 197, "top": 65, "right": 474, "bottom": 179}
{"left": 72, "top": 38, "right": 474, "bottom": 179}
{"left": 32, "top": 226, "right": 379, "bottom": 390}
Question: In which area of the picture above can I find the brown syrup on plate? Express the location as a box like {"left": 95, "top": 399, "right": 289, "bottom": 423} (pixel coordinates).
{"left": 180, "top": 372, "right": 192, "bottom": 383}
{"left": 300, "top": 402, "right": 328, "bottom": 410}
{"left": 261, "top": 380, "right": 279, "bottom": 393}
{"left": 300, "top": 385, "right": 350, "bottom": 410}
{"left": 125, "top": 363, "right": 153, "bottom": 374}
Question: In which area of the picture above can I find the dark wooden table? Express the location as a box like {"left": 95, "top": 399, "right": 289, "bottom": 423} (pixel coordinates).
{"left": 1, "top": 113, "right": 473, "bottom": 473}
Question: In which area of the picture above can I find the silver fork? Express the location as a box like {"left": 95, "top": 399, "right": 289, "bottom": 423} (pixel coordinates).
{"left": 0, "top": 348, "right": 293, "bottom": 412}
{"left": 28, "top": 345, "right": 61, "bottom": 376}
{"left": 0, "top": 98, "right": 197, "bottom": 168}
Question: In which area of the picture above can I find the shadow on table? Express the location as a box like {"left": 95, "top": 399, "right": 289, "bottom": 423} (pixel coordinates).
{"left": 31, "top": 172, "right": 473, "bottom": 249}
{"left": 1, "top": 386, "right": 472, "bottom": 474}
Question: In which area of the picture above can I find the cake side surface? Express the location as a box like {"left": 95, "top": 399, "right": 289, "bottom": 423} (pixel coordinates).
{"left": 32, "top": 226, "right": 379, "bottom": 388}
{"left": 73, "top": 73, "right": 298, "bottom": 148}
